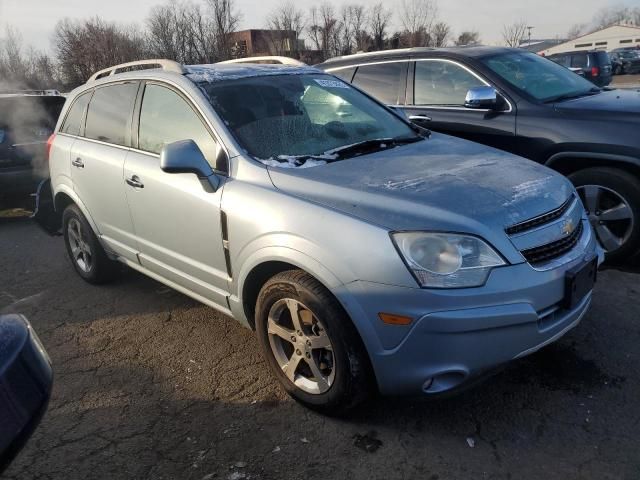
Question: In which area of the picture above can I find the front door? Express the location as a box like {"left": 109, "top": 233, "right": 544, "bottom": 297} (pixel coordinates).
{"left": 402, "top": 60, "right": 517, "bottom": 152}
{"left": 123, "top": 82, "right": 229, "bottom": 308}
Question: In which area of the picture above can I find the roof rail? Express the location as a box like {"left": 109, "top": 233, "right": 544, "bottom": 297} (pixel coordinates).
{"left": 88, "top": 59, "right": 186, "bottom": 82}
{"left": 218, "top": 56, "right": 306, "bottom": 66}
{"left": 322, "top": 47, "right": 439, "bottom": 64}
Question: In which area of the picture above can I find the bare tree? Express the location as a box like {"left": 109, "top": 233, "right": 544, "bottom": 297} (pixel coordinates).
{"left": 308, "top": 3, "right": 343, "bottom": 59}
{"left": 0, "top": 27, "right": 59, "bottom": 89}
{"left": 205, "top": 0, "right": 241, "bottom": 60}
{"left": 147, "top": 2, "right": 217, "bottom": 64}
{"left": 368, "top": 2, "right": 392, "bottom": 51}
{"left": 431, "top": 22, "right": 450, "bottom": 47}
{"left": 339, "top": 5, "right": 356, "bottom": 55}
{"left": 593, "top": 5, "right": 640, "bottom": 29}
{"left": 455, "top": 30, "right": 481, "bottom": 46}
{"left": 398, "top": 0, "right": 438, "bottom": 47}
{"left": 266, "top": 1, "right": 305, "bottom": 57}
{"left": 502, "top": 21, "right": 528, "bottom": 48}
{"left": 566, "top": 23, "right": 587, "bottom": 40}
{"left": 53, "top": 17, "right": 147, "bottom": 87}
{"left": 350, "top": 4, "right": 370, "bottom": 52}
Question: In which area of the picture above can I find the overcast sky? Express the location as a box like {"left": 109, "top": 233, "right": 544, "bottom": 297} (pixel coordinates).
{"left": 0, "top": 0, "right": 636, "bottom": 52}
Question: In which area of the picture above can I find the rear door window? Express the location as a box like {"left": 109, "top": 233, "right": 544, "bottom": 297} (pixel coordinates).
{"left": 85, "top": 82, "right": 138, "bottom": 146}
{"left": 61, "top": 92, "right": 92, "bottom": 136}
{"left": 352, "top": 62, "right": 406, "bottom": 104}
{"left": 570, "top": 54, "right": 588, "bottom": 69}
{"left": 595, "top": 51, "right": 611, "bottom": 65}
{"left": 414, "top": 60, "right": 485, "bottom": 106}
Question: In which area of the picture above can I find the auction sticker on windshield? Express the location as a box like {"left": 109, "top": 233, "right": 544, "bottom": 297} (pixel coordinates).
{"left": 314, "top": 79, "right": 350, "bottom": 89}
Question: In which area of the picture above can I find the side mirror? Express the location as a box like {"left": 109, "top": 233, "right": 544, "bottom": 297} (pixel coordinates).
{"left": 160, "top": 139, "right": 221, "bottom": 191}
{"left": 464, "top": 86, "right": 500, "bottom": 110}
{"left": 0, "top": 315, "right": 52, "bottom": 475}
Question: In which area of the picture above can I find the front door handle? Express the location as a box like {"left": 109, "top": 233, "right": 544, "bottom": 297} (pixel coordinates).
{"left": 125, "top": 175, "right": 144, "bottom": 189}
{"left": 409, "top": 115, "right": 432, "bottom": 122}
{"left": 72, "top": 158, "right": 84, "bottom": 168}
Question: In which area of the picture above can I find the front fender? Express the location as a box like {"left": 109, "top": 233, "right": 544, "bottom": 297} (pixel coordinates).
{"left": 229, "top": 242, "right": 353, "bottom": 327}
{"left": 228, "top": 244, "right": 385, "bottom": 359}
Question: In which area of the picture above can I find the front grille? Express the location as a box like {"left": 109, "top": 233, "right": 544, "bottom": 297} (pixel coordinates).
{"left": 521, "top": 222, "right": 584, "bottom": 264}
{"left": 505, "top": 195, "right": 575, "bottom": 235}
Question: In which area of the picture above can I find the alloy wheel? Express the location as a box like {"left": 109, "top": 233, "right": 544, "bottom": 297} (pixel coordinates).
{"left": 67, "top": 218, "right": 93, "bottom": 273}
{"left": 577, "top": 184, "right": 634, "bottom": 253}
{"left": 267, "top": 298, "right": 336, "bottom": 394}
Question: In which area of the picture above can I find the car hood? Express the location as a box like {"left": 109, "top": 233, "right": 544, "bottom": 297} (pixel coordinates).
{"left": 553, "top": 89, "right": 640, "bottom": 117}
{"left": 267, "top": 133, "right": 573, "bottom": 236}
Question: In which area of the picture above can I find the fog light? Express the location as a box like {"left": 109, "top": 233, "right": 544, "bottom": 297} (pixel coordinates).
{"left": 378, "top": 312, "right": 413, "bottom": 326}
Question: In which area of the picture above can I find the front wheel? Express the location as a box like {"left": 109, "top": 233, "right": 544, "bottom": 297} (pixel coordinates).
{"left": 255, "top": 270, "right": 373, "bottom": 415}
{"left": 570, "top": 167, "right": 640, "bottom": 263}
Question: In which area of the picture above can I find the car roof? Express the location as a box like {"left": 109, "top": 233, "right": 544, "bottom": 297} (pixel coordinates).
{"left": 185, "top": 63, "right": 322, "bottom": 83}
{"left": 550, "top": 50, "right": 607, "bottom": 56}
{"left": 317, "top": 46, "right": 517, "bottom": 69}
{"left": 70, "top": 61, "right": 324, "bottom": 99}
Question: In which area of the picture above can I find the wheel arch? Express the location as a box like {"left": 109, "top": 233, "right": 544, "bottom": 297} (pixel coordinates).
{"left": 545, "top": 152, "right": 640, "bottom": 179}
{"left": 53, "top": 185, "right": 100, "bottom": 236}
{"left": 235, "top": 248, "right": 346, "bottom": 330}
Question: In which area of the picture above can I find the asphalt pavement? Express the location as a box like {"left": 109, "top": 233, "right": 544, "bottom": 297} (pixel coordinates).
{"left": 1, "top": 212, "right": 639, "bottom": 480}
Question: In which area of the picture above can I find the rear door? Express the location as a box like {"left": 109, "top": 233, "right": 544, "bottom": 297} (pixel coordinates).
{"left": 351, "top": 61, "right": 408, "bottom": 106}
{"left": 123, "top": 81, "right": 230, "bottom": 308}
{"left": 70, "top": 81, "right": 140, "bottom": 261}
{"left": 570, "top": 52, "right": 590, "bottom": 78}
{"left": 401, "top": 59, "right": 516, "bottom": 151}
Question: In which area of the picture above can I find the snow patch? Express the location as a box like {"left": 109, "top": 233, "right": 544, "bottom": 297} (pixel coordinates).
{"left": 259, "top": 154, "right": 334, "bottom": 169}
{"left": 503, "top": 176, "right": 555, "bottom": 207}
{"left": 186, "top": 64, "right": 320, "bottom": 84}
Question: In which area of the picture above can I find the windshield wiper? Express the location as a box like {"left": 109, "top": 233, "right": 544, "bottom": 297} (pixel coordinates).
{"left": 544, "top": 87, "right": 601, "bottom": 104}
{"left": 324, "top": 136, "right": 423, "bottom": 160}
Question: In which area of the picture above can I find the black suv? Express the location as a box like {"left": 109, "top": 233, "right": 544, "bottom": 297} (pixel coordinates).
{"left": 317, "top": 47, "right": 640, "bottom": 261}
{"left": 610, "top": 48, "right": 640, "bottom": 75}
{"left": 547, "top": 50, "right": 612, "bottom": 87}
{"left": 0, "top": 92, "right": 65, "bottom": 198}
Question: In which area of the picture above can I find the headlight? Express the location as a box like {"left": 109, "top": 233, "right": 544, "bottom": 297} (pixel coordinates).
{"left": 391, "top": 232, "right": 506, "bottom": 288}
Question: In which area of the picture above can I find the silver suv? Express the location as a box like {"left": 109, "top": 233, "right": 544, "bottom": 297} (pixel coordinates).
{"left": 40, "top": 59, "right": 601, "bottom": 413}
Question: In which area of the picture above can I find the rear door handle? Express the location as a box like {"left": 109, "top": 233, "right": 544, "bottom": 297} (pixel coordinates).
{"left": 72, "top": 158, "right": 84, "bottom": 168}
{"left": 409, "top": 115, "right": 432, "bottom": 122}
{"left": 125, "top": 175, "right": 144, "bottom": 189}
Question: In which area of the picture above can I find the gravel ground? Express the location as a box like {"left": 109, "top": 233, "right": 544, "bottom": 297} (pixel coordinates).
{"left": 612, "top": 74, "right": 640, "bottom": 89}
{"left": 1, "top": 214, "right": 639, "bottom": 480}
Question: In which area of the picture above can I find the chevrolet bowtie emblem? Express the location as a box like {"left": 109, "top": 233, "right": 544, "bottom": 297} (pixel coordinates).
{"left": 562, "top": 219, "right": 575, "bottom": 236}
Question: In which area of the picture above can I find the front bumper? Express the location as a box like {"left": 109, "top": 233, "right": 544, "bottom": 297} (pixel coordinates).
{"left": 334, "top": 223, "right": 600, "bottom": 396}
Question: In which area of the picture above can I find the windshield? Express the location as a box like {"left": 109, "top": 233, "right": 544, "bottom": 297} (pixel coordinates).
{"left": 481, "top": 51, "right": 599, "bottom": 102}
{"left": 618, "top": 51, "right": 639, "bottom": 59}
{"left": 199, "top": 73, "right": 418, "bottom": 163}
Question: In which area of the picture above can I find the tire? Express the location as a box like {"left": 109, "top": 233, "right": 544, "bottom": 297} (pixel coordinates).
{"left": 569, "top": 167, "right": 640, "bottom": 263}
{"left": 62, "top": 204, "right": 119, "bottom": 284}
{"left": 255, "top": 270, "right": 373, "bottom": 415}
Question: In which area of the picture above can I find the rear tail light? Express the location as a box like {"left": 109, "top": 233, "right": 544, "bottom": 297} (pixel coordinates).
{"left": 45, "top": 134, "right": 55, "bottom": 161}
{"left": 591, "top": 66, "right": 600, "bottom": 77}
